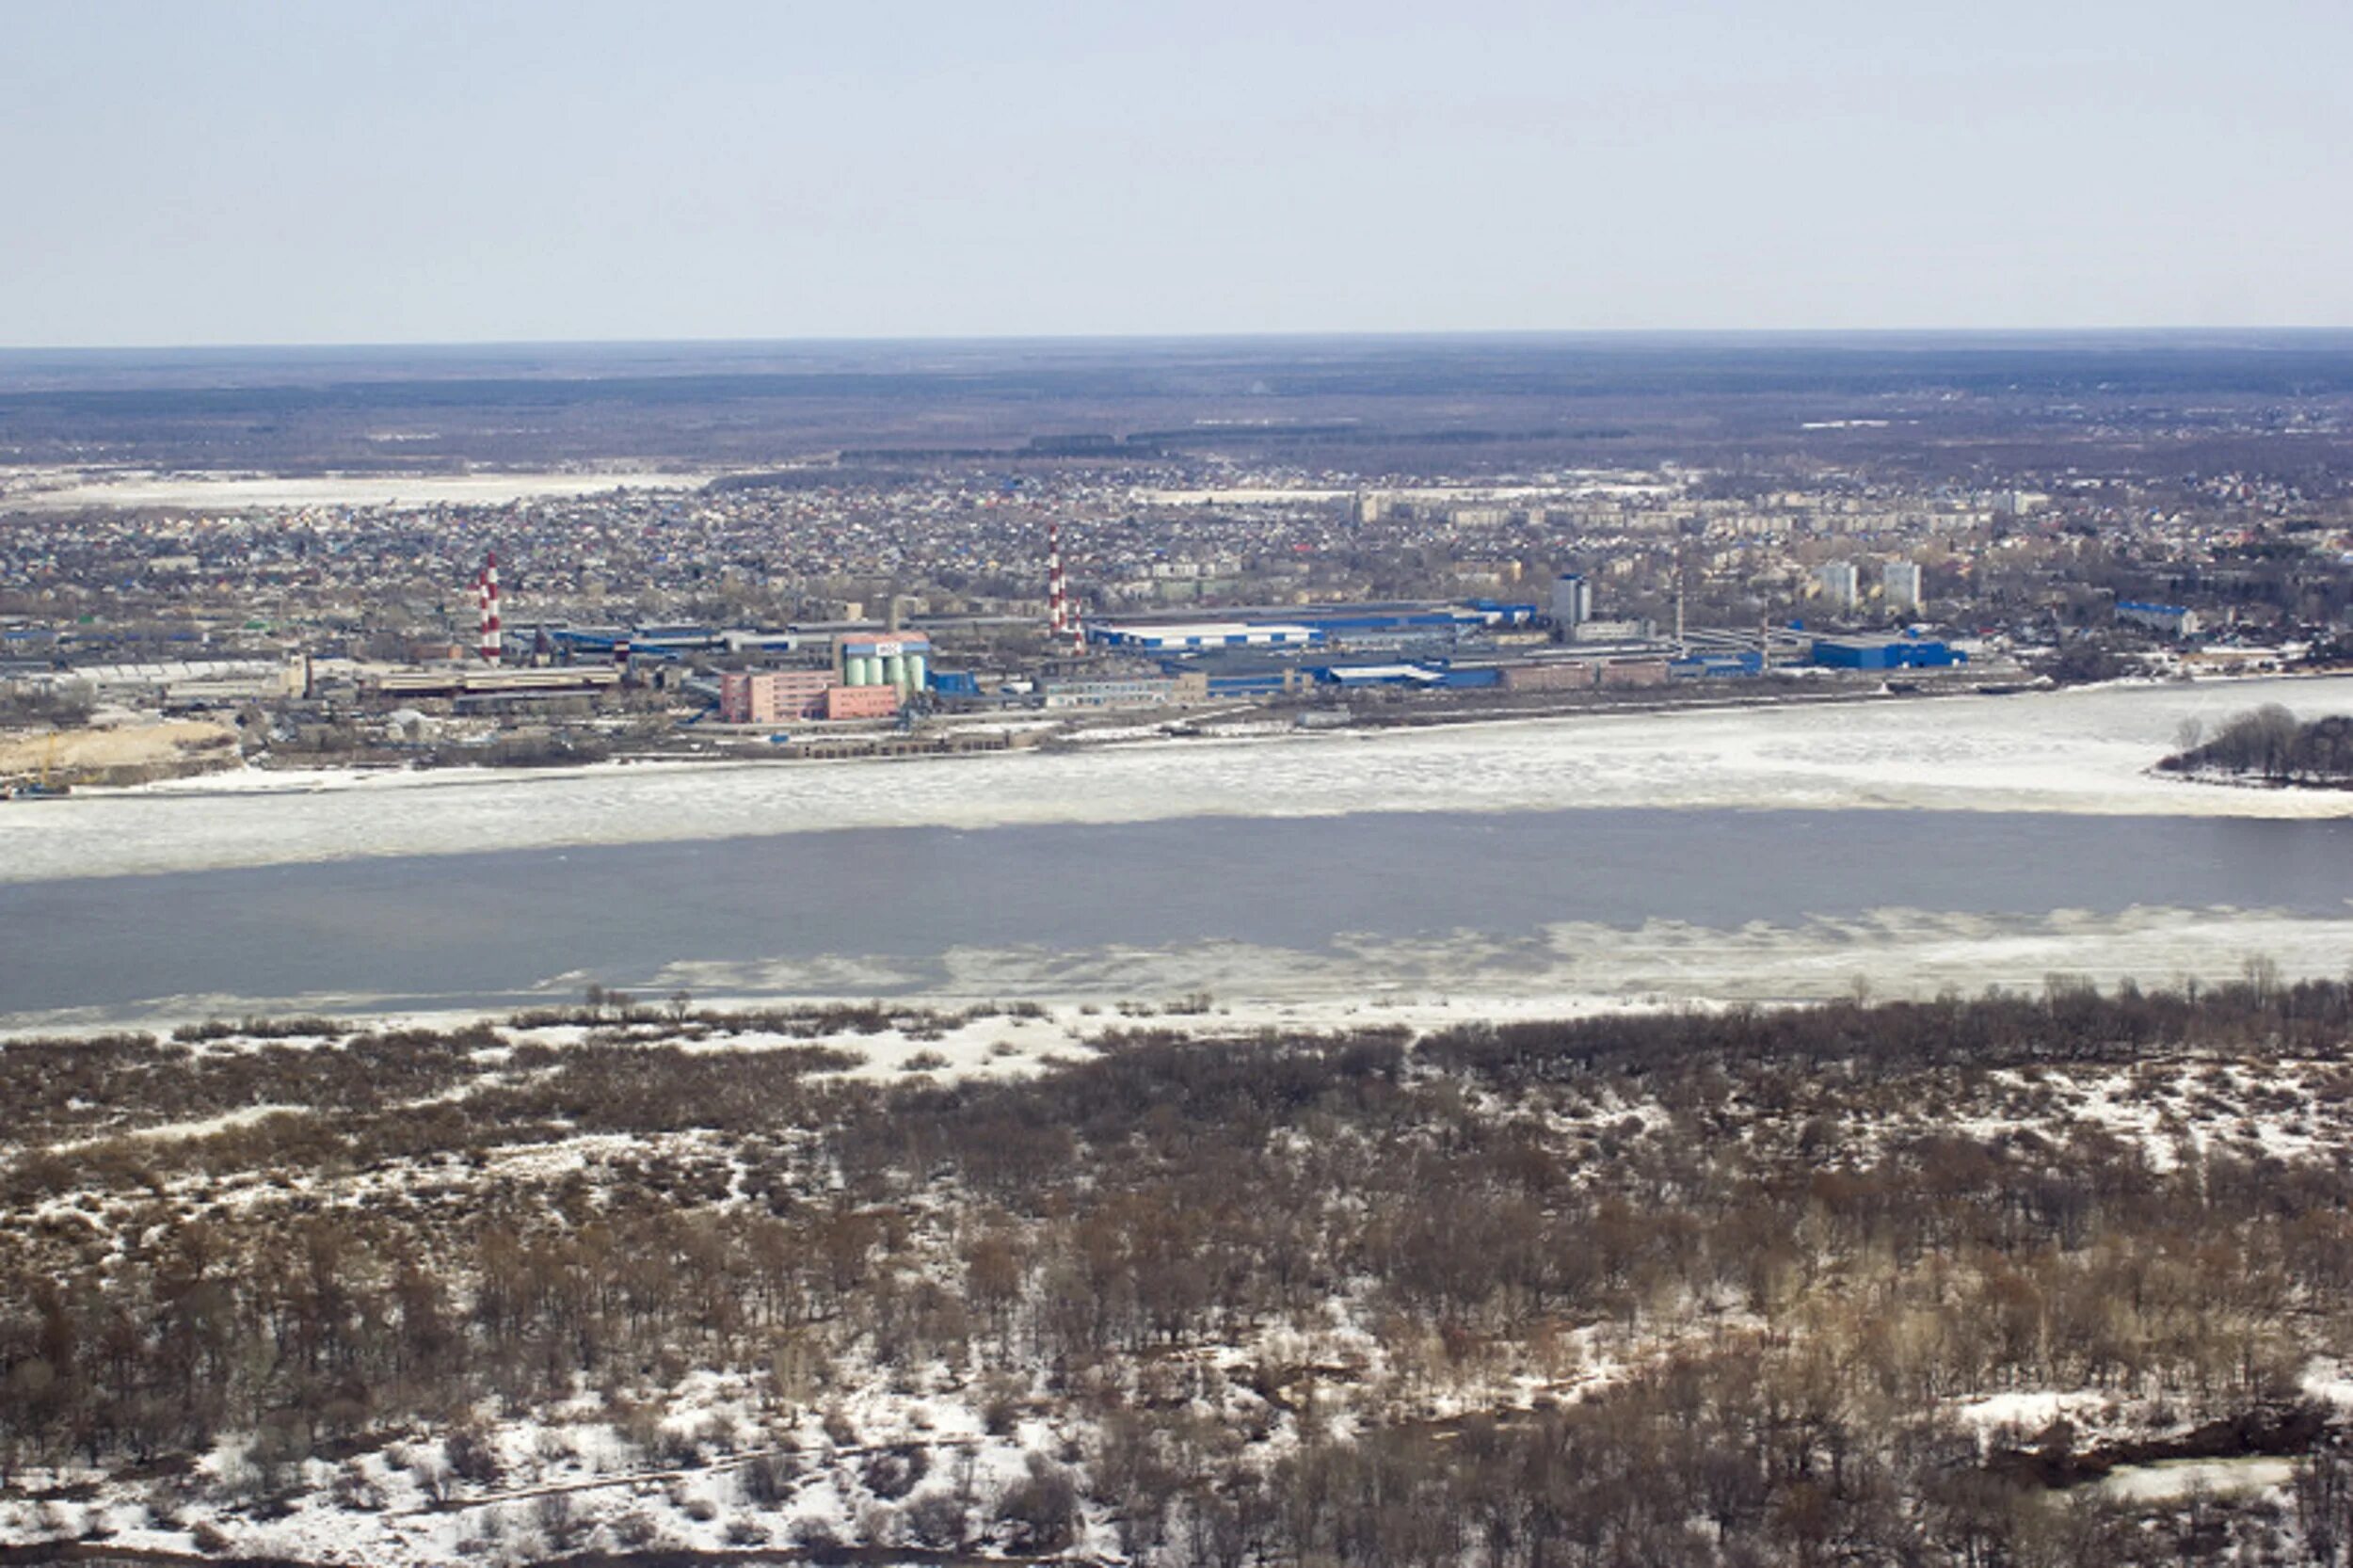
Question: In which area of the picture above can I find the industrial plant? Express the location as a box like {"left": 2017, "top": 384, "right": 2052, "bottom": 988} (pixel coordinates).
{"left": 348, "top": 537, "right": 1974, "bottom": 730}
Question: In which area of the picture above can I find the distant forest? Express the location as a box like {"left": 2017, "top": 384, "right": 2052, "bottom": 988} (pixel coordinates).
{"left": 8, "top": 335, "right": 2353, "bottom": 477}
{"left": 2160, "top": 705, "right": 2353, "bottom": 786}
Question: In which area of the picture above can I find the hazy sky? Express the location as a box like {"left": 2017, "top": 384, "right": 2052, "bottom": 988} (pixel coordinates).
{"left": 5, "top": 0, "right": 2348, "bottom": 345}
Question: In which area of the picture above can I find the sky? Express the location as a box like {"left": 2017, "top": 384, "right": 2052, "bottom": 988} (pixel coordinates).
{"left": 4, "top": 0, "right": 2349, "bottom": 346}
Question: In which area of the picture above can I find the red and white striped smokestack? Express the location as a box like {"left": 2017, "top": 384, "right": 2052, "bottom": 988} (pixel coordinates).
{"left": 1047, "top": 521, "right": 1066, "bottom": 641}
{"left": 476, "top": 550, "right": 503, "bottom": 663}
{"left": 1048, "top": 521, "right": 1083, "bottom": 654}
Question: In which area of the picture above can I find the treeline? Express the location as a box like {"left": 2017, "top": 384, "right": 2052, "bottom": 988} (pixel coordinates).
{"left": 5, "top": 983, "right": 2353, "bottom": 1562}
{"left": 2161, "top": 703, "right": 2353, "bottom": 785}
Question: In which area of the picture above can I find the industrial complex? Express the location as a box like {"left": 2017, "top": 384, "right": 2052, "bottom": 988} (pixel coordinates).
{"left": 509, "top": 552, "right": 1971, "bottom": 722}
{"left": 3, "top": 538, "right": 1977, "bottom": 769}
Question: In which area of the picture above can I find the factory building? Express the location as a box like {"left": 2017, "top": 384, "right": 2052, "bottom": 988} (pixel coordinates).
{"left": 1809, "top": 635, "right": 1964, "bottom": 671}
{"left": 1497, "top": 656, "right": 1671, "bottom": 692}
{"left": 553, "top": 624, "right": 729, "bottom": 660}
{"left": 1200, "top": 668, "right": 1316, "bottom": 697}
{"left": 1039, "top": 671, "right": 1210, "bottom": 709}
{"left": 1322, "top": 663, "right": 1505, "bottom": 690}
{"left": 2117, "top": 601, "right": 2201, "bottom": 638}
{"left": 927, "top": 669, "right": 984, "bottom": 700}
{"left": 824, "top": 684, "right": 902, "bottom": 721}
{"left": 1094, "top": 621, "right": 1323, "bottom": 651}
{"left": 1672, "top": 650, "right": 1767, "bottom": 679}
{"left": 1317, "top": 664, "right": 1446, "bottom": 690}
{"left": 12, "top": 658, "right": 300, "bottom": 708}
{"left": 834, "top": 634, "right": 931, "bottom": 696}
{"left": 1279, "top": 604, "right": 1533, "bottom": 638}
{"left": 360, "top": 665, "right": 622, "bottom": 700}
{"left": 717, "top": 659, "right": 916, "bottom": 723}
{"left": 718, "top": 669, "right": 834, "bottom": 724}
{"left": 1098, "top": 602, "right": 1537, "bottom": 654}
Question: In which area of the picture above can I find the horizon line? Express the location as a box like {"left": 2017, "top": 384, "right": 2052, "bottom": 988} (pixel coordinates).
{"left": 8, "top": 324, "right": 2353, "bottom": 358}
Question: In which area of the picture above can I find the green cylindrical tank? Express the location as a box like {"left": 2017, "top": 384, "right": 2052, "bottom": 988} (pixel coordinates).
{"left": 884, "top": 653, "right": 906, "bottom": 690}
{"left": 845, "top": 655, "right": 872, "bottom": 686}
{"left": 907, "top": 653, "right": 929, "bottom": 691}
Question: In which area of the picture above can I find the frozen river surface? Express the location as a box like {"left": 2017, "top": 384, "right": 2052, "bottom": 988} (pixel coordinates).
{"left": 3, "top": 806, "right": 2349, "bottom": 1026}
{"left": 5, "top": 677, "right": 2352, "bottom": 888}
{"left": 3, "top": 679, "right": 2349, "bottom": 1025}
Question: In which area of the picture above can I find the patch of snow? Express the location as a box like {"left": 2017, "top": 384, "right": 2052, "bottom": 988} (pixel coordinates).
{"left": 2096, "top": 1455, "right": 2297, "bottom": 1503}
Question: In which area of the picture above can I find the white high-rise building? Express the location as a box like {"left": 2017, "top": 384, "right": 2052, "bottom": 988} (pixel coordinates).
{"left": 1551, "top": 572, "right": 1592, "bottom": 631}
{"left": 1882, "top": 560, "right": 1923, "bottom": 614}
{"left": 1816, "top": 560, "right": 1859, "bottom": 611}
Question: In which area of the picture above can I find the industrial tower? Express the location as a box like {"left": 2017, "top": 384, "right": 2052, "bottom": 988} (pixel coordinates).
{"left": 475, "top": 551, "right": 503, "bottom": 663}
{"left": 1048, "top": 521, "right": 1081, "bottom": 654}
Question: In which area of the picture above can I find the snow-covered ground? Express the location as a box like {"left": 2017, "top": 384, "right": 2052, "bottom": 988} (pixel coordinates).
{"left": 8, "top": 677, "right": 2351, "bottom": 886}
{"left": 8, "top": 1022, "right": 2350, "bottom": 1562}
{"left": 0, "top": 467, "right": 710, "bottom": 510}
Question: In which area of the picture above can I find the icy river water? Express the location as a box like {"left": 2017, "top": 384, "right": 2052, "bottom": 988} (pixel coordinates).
{"left": 6, "top": 678, "right": 2353, "bottom": 1026}
{"left": 4, "top": 805, "right": 2351, "bottom": 1026}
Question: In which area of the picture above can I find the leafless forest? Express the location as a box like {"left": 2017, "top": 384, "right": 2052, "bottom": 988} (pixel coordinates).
{"left": 8, "top": 984, "right": 2353, "bottom": 1562}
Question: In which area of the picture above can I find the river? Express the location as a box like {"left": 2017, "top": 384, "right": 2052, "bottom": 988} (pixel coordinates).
{"left": 3, "top": 807, "right": 2348, "bottom": 1025}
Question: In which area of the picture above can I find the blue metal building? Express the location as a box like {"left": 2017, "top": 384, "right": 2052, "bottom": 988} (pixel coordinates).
{"left": 1809, "top": 635, "right": 1964, "bottom": 671}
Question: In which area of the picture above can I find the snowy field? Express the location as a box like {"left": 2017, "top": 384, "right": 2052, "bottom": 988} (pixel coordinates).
{"left": 8, "top": 676, "right": 2351, "bottom": 888}
{"left": 0, "top": 466, "right": 709, "bottom": 510}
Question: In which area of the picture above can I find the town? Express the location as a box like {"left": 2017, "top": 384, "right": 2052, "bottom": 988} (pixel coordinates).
{"left": 4, "top": 447, "right": 2350, "bottom": 790}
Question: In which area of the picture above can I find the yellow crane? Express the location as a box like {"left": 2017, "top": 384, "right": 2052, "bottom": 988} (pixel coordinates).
{"left": 12, "top": 731, "right": 69, "bottom": 798}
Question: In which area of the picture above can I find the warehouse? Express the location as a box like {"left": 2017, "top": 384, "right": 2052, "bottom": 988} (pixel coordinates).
{"left": 1039, "top": 671, "right": 1210, "bottom": 709}
{"left": 1672, "top": 650, "right": 1767, "bottom": 680}
{"left": 1315, "top": 663, "right": 1445, "bottom": 689}
{"left": 1094, "top": 621, "right": 1324, "bottom": 651}
{"left": 1809, "top": 635, "right": 1964, "bottom": 671}
{"left": 360, "top": 665, "right": 622, "bottom": 701}
{"left": 2117, "top": 601, "right": 2201, "bottom": 638}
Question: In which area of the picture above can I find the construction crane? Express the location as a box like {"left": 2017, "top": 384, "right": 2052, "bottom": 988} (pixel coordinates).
{"left": 9, "top": 732, "right": 70, "bottom": 799}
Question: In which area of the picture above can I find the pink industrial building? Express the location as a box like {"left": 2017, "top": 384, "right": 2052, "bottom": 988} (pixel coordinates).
{"left": 719, "top": 670, "right": 834, "bottom": 723}
{"left": 720, "top": 669, "right": 902, "bottom": 724}
{"left": 823, "top": 684, "right": 900, "bottom": 721}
